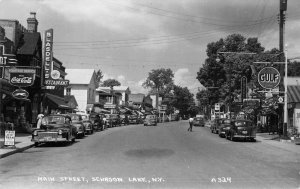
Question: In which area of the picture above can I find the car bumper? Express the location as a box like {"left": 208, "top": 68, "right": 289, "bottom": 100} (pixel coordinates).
{"left": 32, "top": 136, "right": 68, "bottom": 143}
{"left": 233, "top": 135, "right": 255, "bottom": 138}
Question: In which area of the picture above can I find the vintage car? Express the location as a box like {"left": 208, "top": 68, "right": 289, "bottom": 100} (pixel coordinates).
{"left": 69, "top": 113, "right": 85, "bottom": 138}
{"left": 144, "top": 115, "right": 158, "bottom": 126}
{"left": 105, "top": 114, "right": 121, "bottom": 128}
{"left": 82, "top": 120, "right": 94, "bottom": 134}
{"left": 210, "top": 118, "right": 226, "bottom": 134}
{"left": 217, "top": 119, "right": 233, "bottom": 137}
{"left": 128, "top": 114, "right": 139, "bottom": 124}
{"left": 225, "top": 119, "right": 256, "bottom": 141}
{"left": 89, "top": 113, "right": 105, "bottom": 131}
{"left": 193, "top": 117, "right": 205, "bottom": 127}
{"left": 31, "top": 114, "right": 76, "bottom": 146}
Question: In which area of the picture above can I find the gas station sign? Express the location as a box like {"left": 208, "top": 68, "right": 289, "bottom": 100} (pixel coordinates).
{"left": 258, "top": 67, "right": 280, "bottom": 89}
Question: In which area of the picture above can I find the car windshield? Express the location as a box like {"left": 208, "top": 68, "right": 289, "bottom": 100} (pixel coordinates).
{"left": 146, "top": 115, "right": 155, "bottom": 119}
{"left": 224, "top": 120, "right": 231, "bottom": 124}
{"left": 70, "top": 115, "right": 81, "bottom": 121}
{"left": 42, "top": 115, "right": 65, "bottom": 125}
{"left": 81, "top": 115, "right": 88, "bottom": 120}
{"left": 234, "top": 121, "right": 251, "bottom": 127}
{"left": 195, "top": 118, "right": 203, "bottom": 121}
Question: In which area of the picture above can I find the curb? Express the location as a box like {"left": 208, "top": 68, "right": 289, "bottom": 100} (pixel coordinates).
{"left": 0, "top": 144, "right": 35, "bottom": 159}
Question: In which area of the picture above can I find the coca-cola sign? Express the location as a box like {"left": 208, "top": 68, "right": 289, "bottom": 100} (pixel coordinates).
{"left": 9, "top": 68, "right": 36, "bottom": 87}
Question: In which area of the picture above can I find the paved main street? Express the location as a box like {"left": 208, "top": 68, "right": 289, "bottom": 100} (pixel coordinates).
{"left": 0, "top": 121, "right": 299, "bottom": 189}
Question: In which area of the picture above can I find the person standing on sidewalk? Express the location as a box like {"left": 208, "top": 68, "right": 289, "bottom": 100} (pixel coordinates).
{"left": 188, "top": 116, "right": 194, "bottom": 132}
{"left": 36, "top": 114, "right": 44, "bottom": 129}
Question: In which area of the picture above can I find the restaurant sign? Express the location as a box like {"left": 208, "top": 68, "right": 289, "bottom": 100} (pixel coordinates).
{"left": 43, "top": 29, "right": 69, "bottom": 87}
{"left": 9, "top": 68, "right": 36, "bottom": 87}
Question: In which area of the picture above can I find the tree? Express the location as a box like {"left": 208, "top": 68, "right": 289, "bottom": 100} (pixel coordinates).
{"left": 196, "top": 33, "right": 266, "bottom": 105}
{"left": 171, "top": 85, "right": 195, "bottom": 117}
{"left": 288, "top": 61, "right": 300, "bottom": 76}
{"left": 95, "top": 69, "right": 103, "bottom": 87}
{"left": 102, "top": 79, "right": 121, "bottom": 87}
{"left": 143, "top": 68, "right": 174, "bottom": 97}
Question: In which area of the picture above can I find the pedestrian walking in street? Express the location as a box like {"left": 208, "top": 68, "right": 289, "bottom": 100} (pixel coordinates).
{"left": 188, "top": 116, "right": 194, "bottom": 132}
{"left": 36, "top": 114, "right": 44, "bottom": 129}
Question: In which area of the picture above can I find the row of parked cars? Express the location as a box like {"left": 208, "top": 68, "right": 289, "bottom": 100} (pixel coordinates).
{"left": 210, "top": 118, "right": 256, "bottom": 142}
{"left": 31, "top": 112, "right": 159, "bottom": 146}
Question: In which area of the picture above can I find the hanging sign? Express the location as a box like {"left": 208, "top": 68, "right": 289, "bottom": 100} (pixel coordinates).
{"left": 43, "top": 29, "right": 69, "bottom": 87}
{"left": 12, "top": 88, "right": 29, "bottom": 100}
{"left": 9, "top": 68, "right": 36, "bottom": 87}
{"left": 258, "top": 67, "right": 280, "bottom": 89}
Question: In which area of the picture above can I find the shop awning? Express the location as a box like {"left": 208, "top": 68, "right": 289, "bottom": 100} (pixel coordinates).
{"left": 287, "top": 86, "right": 300, "bottom": 103}
{"left": 45, "top": 94, "right": 72, "bottom": 109}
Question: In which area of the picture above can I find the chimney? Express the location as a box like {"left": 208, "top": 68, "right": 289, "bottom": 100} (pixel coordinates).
{"left": 27, "top": 12, "right": 38, "bottom": 33}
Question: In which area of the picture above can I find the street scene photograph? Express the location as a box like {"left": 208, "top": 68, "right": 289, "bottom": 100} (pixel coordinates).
{"left": 0, "top": 0, "right": 300, "bottom": 189}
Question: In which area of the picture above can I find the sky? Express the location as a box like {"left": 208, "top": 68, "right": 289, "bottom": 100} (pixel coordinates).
{"left": 1, "top": 0, "right": 300, "bottom": 95}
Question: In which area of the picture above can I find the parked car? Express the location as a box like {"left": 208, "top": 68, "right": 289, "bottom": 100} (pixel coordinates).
{"left": 32, "top": 114, "right": 76, "bottom": 146}
{"left": 128, "top": 114, "right": 139, "bottom": 124}
{"left": 218, "top": 119, "right": 233, "bottom": 138}
{"left": 106, "top": 114, "right": 121, "bottom": 127}
{"left": 144, "top": 115, "right": 158, "bottom": 126}
{"left": 225, "top": 119, "right": 256, "bottom": 141}
{"left": 68, "top": 113, "right": 85, "bottom": 138}
{"left": 193, "top": 117, "right": 205, "bottom": 127}
{"left": 210, "top": 118, "right": 226, "bottom": 134}
{"left": 89, "top": 113, "right": 104, "bottom": 131}
{"left": 82, "top": 120, "right": 94, "bottom": 134}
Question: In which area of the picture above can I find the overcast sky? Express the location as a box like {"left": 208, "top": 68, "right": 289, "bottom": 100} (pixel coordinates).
{"left": 1, "top": 0, "right": 300, "bottom": 94}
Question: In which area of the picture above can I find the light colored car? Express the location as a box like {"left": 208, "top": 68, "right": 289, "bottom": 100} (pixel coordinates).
{"left": 144, "top": 115, "right": 157, "bottom": 126}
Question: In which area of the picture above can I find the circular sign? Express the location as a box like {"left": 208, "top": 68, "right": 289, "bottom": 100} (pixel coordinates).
{"left": 258, "top": 67, "right": 280, "bottom": 89}
{"left": 12, "top": 89, "right": 29, "bottom": 100}
{"left": 51, "top": 70, "right": 60, "bottom": 79}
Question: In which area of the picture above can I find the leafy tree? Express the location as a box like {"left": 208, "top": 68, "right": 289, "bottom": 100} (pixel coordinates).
{"left": 196, "top": 33, "right": 266, "bottom": 105}
{"left": 143, "top": 68, "right": 174, "bottom": 97}
{"left": 288, "top": 61, "right": 300, "bottom": 76}
{"left": 171, "top": 85, "right": 195, "bottom": 116}
{"left": 102, "top": 79, "right": 121, "bottom": 87}
{"left": 95, "top": 69, "right": 103, "bottom": 87}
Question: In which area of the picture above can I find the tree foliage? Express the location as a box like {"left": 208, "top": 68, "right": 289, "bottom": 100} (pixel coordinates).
{"left": 102, "top": 79, "right": 121, "bottom": 87}
{"left": 95, "top": 69, "right": 103, "bottom": 87}
{"left": 196, "top": 33, "right": 268, "bottom": 107}
{"left": 143, "top": 68, "right": 174, "bottom": 93}
{"left": 171, "top": 85, "right": 195, "bottom": 116}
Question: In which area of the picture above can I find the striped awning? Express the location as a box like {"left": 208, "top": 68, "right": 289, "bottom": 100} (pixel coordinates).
{"left": 287, "top": 86, "right": 300, "bottom": 103}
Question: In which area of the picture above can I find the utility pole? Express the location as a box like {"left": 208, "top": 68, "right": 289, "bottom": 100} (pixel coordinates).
{"left": 279, "top": 0, "right": 288, "bottom": 137}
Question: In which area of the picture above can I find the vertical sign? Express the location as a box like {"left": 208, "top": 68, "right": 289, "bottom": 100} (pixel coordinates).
{"left": 4, "top": 130, "right": 15, "bottom": 146}
{"left": 43, "top": 29, "right": 53, "bottom": 86}
{"left": 241, "top": 76, "right": 247, "bottom": 102}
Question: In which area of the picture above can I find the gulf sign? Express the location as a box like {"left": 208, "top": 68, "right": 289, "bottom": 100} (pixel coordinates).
{"left": 43, "top": 28, "right": 53, "bottom": 85}
{"left": 258, "top": 67, "right": 280, "bottom": 89}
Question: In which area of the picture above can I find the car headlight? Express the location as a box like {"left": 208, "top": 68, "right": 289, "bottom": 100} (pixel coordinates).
{"left": 33, "top": 130, "right": 38, "bottom": 136}
{"left": 58, "top": 130, "right": 63, "bottom": 135}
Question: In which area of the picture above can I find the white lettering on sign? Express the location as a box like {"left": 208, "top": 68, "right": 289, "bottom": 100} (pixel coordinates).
{"left": 0, "top": 56, "right": 8, "bottom": 65}
{"left": 44, "top": 29, "right": 53, "bottom": 83}
{"left": 11, "top": 77, "right": 32, "bottom": 83}
{"left": 259, "top": 73, "right": 279, "bottom": 83}
{"left": 4, "top": 130, "right": 15, "bottom": 146}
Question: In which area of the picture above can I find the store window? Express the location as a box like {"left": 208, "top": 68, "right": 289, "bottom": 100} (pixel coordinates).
{"left": 66, "top": 88, "right": 71, "bottom": 96}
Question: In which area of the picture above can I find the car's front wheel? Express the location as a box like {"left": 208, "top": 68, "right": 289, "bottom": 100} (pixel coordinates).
{"left": 34, "top": 142, "right": 39, "bottom": 147}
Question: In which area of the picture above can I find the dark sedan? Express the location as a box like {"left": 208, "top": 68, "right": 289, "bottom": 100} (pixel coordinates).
{"left": 210, "top": 118, "right": 225, "bottom": 134}
{"left": 225, "top": 119, "right": 256, "bottom": 141}
{"left": 32, "top": 114, "right": 76, "bottom": 146}
{"left": 193, "top": 117, "right": 205, "bottom": 127}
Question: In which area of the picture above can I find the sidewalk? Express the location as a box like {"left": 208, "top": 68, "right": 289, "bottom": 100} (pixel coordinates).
{"left": 256, "top": 132, "right": 300, "bottom": 155}
{"left": 0, "top": 133, "right": 34, "bottom": 159}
